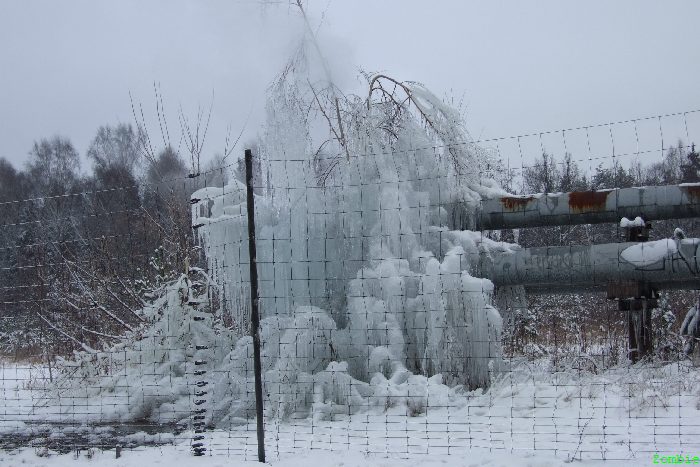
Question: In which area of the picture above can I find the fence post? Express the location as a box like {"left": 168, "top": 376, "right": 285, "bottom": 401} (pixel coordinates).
{"left": 245, "top": 148, "right": 266, "bottom": 463}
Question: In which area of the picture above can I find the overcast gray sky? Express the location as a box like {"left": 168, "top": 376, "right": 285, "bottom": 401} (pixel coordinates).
{"left": 1, "top": 0, "right": 699, "bottom": 171}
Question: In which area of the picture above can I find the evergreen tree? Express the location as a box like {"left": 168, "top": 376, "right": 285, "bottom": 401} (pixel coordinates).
{"left": 681, "top": 143, "right": 700, "bottom": 183}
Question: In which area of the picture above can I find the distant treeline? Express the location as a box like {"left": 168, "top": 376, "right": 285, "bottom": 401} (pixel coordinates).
{"left": 0, "top": 124, "right": 229, "bottom": 357}
{"left": 516, "top": 140, "right": 699, "bottom": 195}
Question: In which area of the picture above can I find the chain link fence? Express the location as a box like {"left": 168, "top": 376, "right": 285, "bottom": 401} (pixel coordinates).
{"left": 2, "top": 110, "right": 700, "bottom": 462}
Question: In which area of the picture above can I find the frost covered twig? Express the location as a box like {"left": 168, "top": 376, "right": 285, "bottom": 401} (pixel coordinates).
{"left": 37, "top": 313, "right": 96, "bottom": 354}
{"left": 368, "top": 74, "right": 469, "bottom": 172}
{"left": 178, "top": 91, "right": 214, "bottom": 176}
{"left": 307, "top": 79, "right": 349, "bottom": 160}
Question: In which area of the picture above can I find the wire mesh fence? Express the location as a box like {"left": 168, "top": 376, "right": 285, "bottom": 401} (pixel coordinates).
{"left": 1, "top": 109, "right": 700, "bottom": 462}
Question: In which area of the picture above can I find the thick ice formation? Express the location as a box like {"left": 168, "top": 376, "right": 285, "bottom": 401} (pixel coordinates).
{"left": 46, "top": 74, "right": 514, "bottom": 426}
{"left": 183, "top": 77, "right": 515, "bottom": 424}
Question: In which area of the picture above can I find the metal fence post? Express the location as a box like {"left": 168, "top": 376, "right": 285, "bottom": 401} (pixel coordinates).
{"left": 245, "top": 148, "right": 266, "bottom": 463}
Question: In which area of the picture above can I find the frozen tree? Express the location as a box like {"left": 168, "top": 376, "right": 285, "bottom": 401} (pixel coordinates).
{"left": 187, "top": 14, "right": 511, "bottom": 420}
{"left": 47, "top": 2, "right": 512, "bottom": 424}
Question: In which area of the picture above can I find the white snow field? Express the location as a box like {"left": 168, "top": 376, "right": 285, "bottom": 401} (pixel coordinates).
{"left": 2, "top": 358, "right": 699, "bottom": 464}
{"left": 0, "top": 443, "right": 613, "bottom": 467}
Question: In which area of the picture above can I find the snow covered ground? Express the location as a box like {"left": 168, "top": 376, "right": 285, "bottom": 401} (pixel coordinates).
{"left": 3, "top": 359, "right": 700, "bottom": 465}
{"left": 0, "top": 444, "right": 612, "bottom": 467}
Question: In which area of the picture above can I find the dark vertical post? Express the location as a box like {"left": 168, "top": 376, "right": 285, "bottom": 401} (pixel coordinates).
{"left": 641, "top": 299, "right": 653, "bottom": 359}
{"left": 245, "top": 148, "right": 266, "bottom": 463}
{"left": 627, "top": 307, "right": 639, "bottom": 363}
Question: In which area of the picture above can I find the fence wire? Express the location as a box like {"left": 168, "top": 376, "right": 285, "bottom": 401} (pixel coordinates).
{"left": 1, "top": 109, "right": 700, "bottom": 462}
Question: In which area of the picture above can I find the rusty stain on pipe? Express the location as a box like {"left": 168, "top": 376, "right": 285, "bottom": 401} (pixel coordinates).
{"left": 479, "top": 184, "right": 700, "bottom": 230}
{"left": 681, "top": 185, "right": 700, "bottom": 200}
{"left": 500, "top": 196, "right": 536, "bottom": 211}
{"left": 568, "top": 190, "right": 611, "bottom": 212}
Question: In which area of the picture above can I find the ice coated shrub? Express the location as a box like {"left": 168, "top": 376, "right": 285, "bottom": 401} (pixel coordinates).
{"left": 44, "top": 270, "right": 234, "bottom": 425}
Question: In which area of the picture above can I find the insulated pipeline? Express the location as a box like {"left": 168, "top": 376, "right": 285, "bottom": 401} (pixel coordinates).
{"left": 482, "top": 238, "right": 700, "bottom": 293}
{"left": 477, "top": 184, "right": 700, "bottom": 230}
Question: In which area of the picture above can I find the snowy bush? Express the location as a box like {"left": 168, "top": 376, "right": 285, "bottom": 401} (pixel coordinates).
{"left": 41, "top": 269, "right": 236, "bottom": 426}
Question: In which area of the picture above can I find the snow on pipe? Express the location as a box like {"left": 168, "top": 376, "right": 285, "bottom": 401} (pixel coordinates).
{"left": 476, "top": 183, "right": 700, "bottom": 230}
{"left": 481, "top": 237, "right": 700, "bottom": 293}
